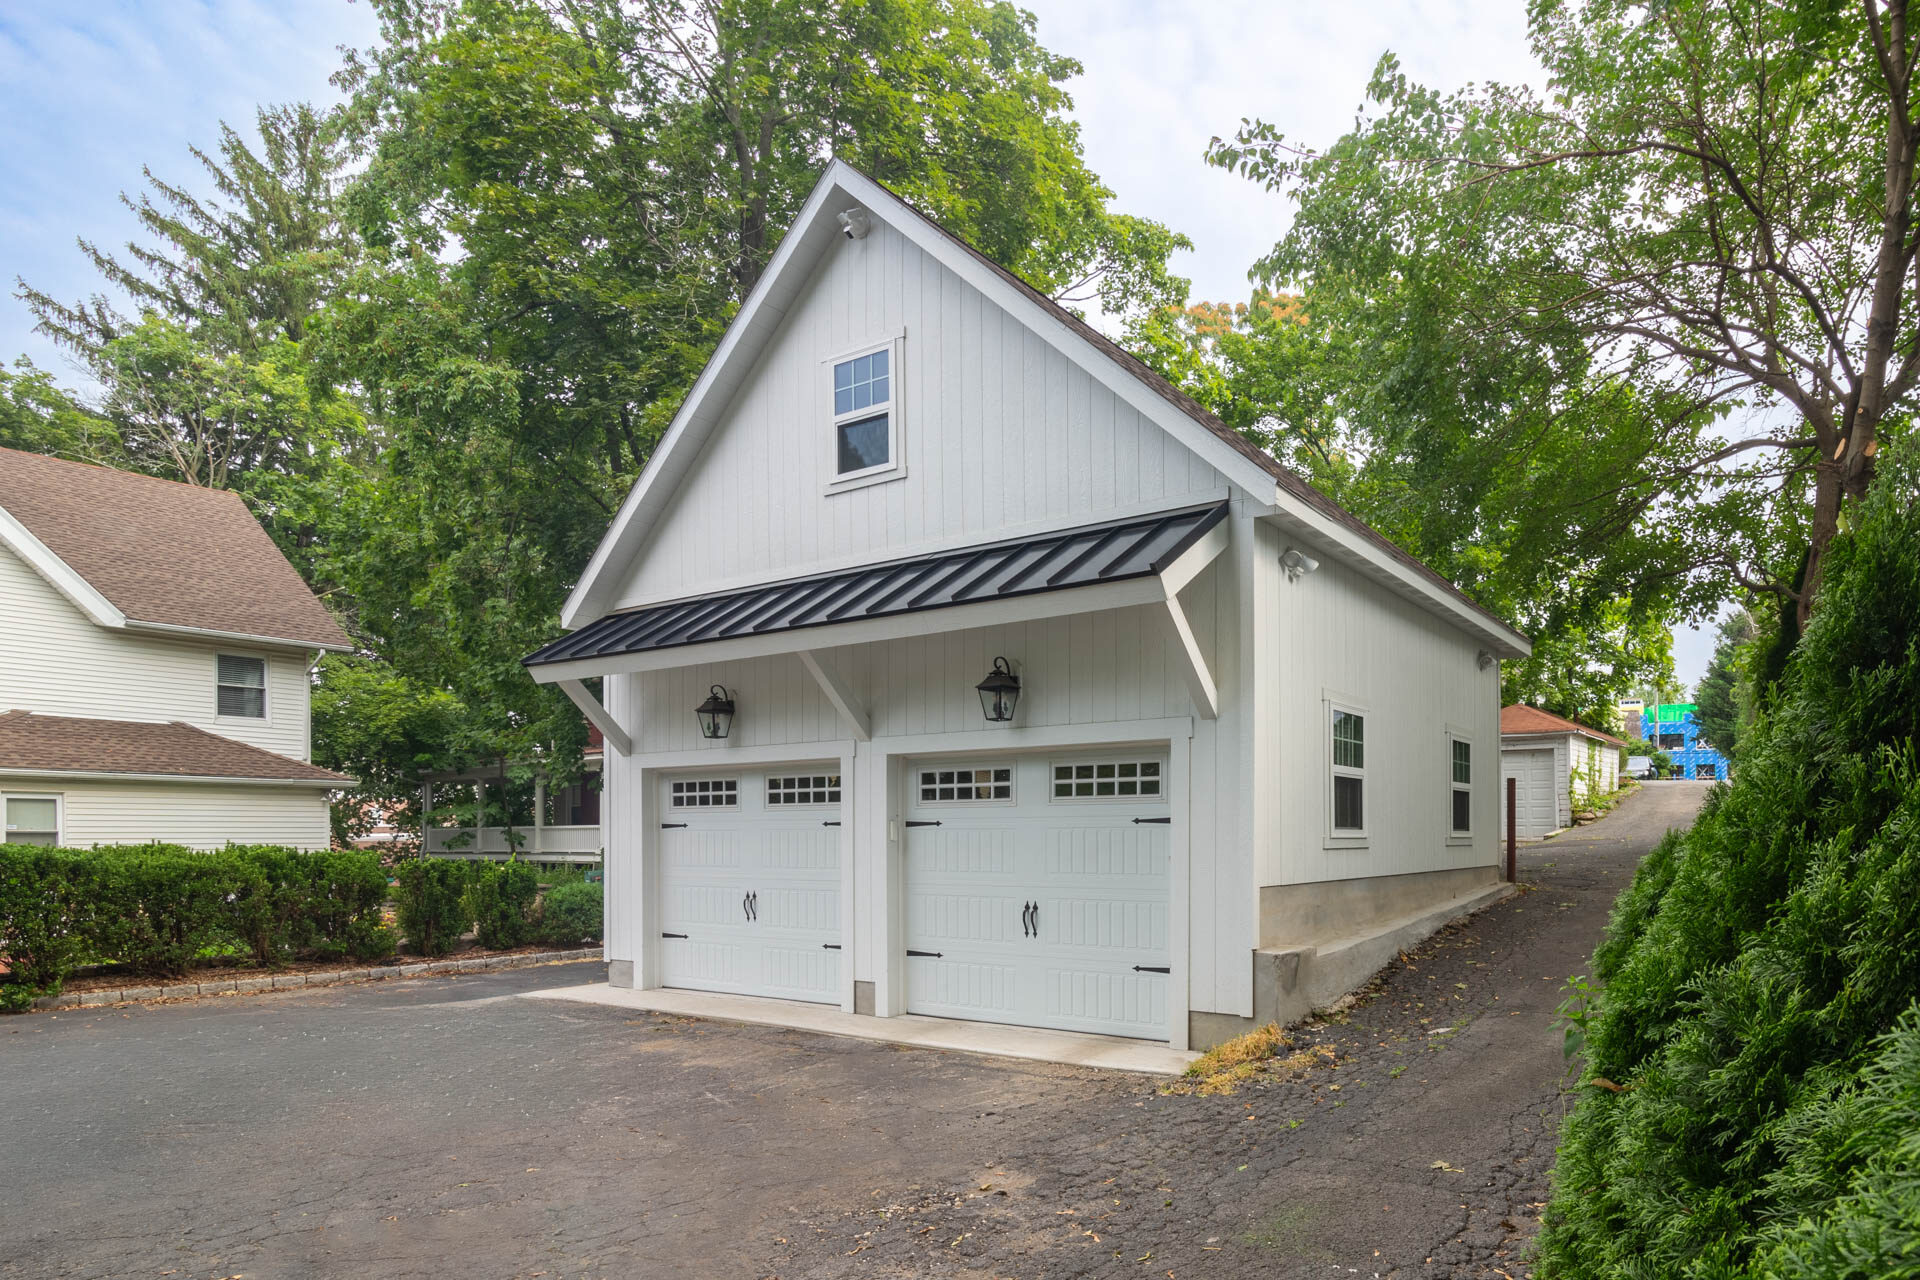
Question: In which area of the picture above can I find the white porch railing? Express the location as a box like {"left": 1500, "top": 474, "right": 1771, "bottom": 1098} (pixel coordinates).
{"left": 423, "top": 824, "right": 602, "bottom": 863}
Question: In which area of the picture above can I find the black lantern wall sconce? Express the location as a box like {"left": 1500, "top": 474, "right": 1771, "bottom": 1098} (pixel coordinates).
{"left": 695, "top": 684, "right": 736, "bottom": 739}
{"left": 975, "top": 657, "right": 1021, "bottom": 723}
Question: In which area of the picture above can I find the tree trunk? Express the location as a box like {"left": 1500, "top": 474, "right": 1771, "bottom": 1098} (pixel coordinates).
{"left": 1799, "top": 460, "right": 1845, "bottom": 633}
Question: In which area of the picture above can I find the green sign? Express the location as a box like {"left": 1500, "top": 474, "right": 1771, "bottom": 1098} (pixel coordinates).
{"left": 1655, "top": 703, "right": 1695, "bottom": 723}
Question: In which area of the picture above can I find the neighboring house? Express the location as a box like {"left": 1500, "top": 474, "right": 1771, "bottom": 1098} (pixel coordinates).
{"left": 1635, "top": 702, "right": 1728, "bottom": 780}
{"left": 523, "top": 162, "right": 1531, "bottom": 1051}
{"left": 419, "top": 725, "right": 606, "bottom": 866}
{"left": 1498, "top": 705, "right": 1624, "bottom": 839}
{"left": 0, "top": 448, "right": 353, "bottom": 849}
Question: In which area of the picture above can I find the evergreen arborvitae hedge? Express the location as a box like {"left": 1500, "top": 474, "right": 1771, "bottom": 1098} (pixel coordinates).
{"left": 1537, "top": 446, "right": 1920, "bottom": 1279}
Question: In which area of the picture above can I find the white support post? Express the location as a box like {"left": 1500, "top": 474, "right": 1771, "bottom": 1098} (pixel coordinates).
{"left": 555, "top": 678, "right": 633, "bottom": 756}
{"left": 533, "top": 776, "right": 546, "bottom": 857}
{"left": 1159, "top": 591, "right": 1221, "bottom": 720}
{"left": 797, "top": 651, "right": 872, "bottom": 741}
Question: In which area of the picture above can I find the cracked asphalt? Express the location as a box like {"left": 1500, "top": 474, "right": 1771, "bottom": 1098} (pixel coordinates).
{"left": 0, "top": 783, "right": 1705, "bottom": 1279}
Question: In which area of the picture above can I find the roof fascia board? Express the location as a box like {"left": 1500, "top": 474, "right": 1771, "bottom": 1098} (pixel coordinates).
{"left": 562, "top": 169, "right": 850, "bottom": 629}
{"left": 0, "top": 767, "right": 349, "bottom": 788}
{"left": 122, "top": 618, "right": 353, "bottom": 653}
{"left": 531, "top": 575, "right": 1167, "bottom": 682}
{"left": 0, "top": 504, "right": 126, "bottom": 629}
{"left": 1262, "top": 499, "right": 1533, "bottom": 658}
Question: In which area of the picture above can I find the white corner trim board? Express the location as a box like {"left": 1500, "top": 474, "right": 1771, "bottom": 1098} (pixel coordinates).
{"left": 0, "top": 504, "right": 125, "bottom": 630}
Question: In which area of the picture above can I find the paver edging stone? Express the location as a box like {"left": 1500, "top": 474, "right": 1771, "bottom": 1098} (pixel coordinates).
{"left": 25, "top": 948, "right": 602, "bottom": 1011}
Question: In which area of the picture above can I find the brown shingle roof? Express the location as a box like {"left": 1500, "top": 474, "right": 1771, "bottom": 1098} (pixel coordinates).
{"left": 882, "top": 175, "right": 1528, "bottom": 648}
{"left": 1500, "top": 704, "right": 1625, "bottom": 748}
{"left": 0, "top": 447, "right": 351, "bottom": 650}
{"left": 0, "top": 711, "right": 351, "bottom": 784}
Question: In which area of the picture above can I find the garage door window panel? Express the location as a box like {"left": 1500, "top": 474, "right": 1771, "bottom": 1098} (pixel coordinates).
{"left": 670, "top": 778, "right": 739, "bottom": 808}
{"left": 917, "top": 766, "right": 1013, "bottom": 804}
{"left": 1051, "top": 759, "right": 1162, "bottom": 801}
{"left": 767, "top": 774, "right": 841, "bottom": 806}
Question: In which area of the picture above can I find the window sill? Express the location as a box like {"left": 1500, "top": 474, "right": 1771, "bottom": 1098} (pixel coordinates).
{"left": 1446, "top": 833, "right": 1475, "bottom": 846}
{"left": 824, "top": 465, "right": 907, "bottom": 497}
{"left": 1322, "top": 833, "right": 1370, "bottom": 851}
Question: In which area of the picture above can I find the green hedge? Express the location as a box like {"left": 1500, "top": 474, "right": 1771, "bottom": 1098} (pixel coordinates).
{"left": 0, "top": 843, "right": 397, "bottom": 1007}
{"left": 536, "top": 879, "right": 603, "bottom": 947}
{"left": 1537, "top": 444, "right": 1920, "bottom": 1278}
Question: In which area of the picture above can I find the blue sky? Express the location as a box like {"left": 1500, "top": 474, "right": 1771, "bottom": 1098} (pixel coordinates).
{"left": 0, "top": 0, "right": 1717, "bottom": 688}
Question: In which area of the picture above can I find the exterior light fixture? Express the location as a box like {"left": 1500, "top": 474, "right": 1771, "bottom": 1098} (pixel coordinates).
{"left": 695, "top": 684, "right": 735, "bottom": 739}
{"left": 1477, "top": 649, "right": 1495, "bottom": 671}
{"left": 1280, "top": 547, "right": 1321, "bottom": 580}
{"left": 975, "top": 657, "right": 1021, "bottom": 723}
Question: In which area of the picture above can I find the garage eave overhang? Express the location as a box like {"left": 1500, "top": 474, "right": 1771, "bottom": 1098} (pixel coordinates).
{"left": 526, "top": 503, "right": 1230, "bottom": 683}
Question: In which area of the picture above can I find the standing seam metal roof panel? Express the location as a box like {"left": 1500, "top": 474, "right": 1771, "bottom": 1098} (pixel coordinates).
{"left": 525, "top": 502, "right": 1228, "bottom": 668}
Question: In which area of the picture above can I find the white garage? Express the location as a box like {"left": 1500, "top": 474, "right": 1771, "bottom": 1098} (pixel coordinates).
{"left": 902, "top": 753, "right": 1171, "bottom": 1040}
{"left": 655, "top": 767, "right": 843, "bottom": 1003}
{"left": 1500, "top": 747, "right": 1559, "bottom": 840}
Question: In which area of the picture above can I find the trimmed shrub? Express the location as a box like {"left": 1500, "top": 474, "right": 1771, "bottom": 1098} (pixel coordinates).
{"left": 392, "top": 858, "right": 473, "bottom": 957}
{"left": 1537, "top": 443, "right": 1920, "bottom": 1278}
{"left": 466, "top": 860, "right": 538, "bottom": 950}
{"left": 82, "top": 844, "right": 243, "bottom": 978}
{"left": 536, "top": 879, "right": 602, "bottom": 947}
{"left": 227, "top": 846, "right": 394, "bottom": 965}
{"left": 0, "top": 843, "right": 87, "bottom": 1008}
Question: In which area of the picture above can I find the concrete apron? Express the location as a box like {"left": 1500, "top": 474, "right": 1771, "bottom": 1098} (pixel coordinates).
{"left": 521, "top": 983, "right": 1200, "bottom": 1076}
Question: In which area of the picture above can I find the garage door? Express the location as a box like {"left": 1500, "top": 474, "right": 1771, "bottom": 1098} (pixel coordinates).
{"left": 656, "top": 767, "right": 842, "bottom": 1003}
{"left": 1501, "top": 748, "right": 1558, "bottom": 840}
{"left": 904, "top": 753, "right": 1171, "bottom": 1040}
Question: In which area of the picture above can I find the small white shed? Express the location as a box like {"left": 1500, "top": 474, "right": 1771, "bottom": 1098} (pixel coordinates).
{"left": 1499, "top": 705, "right": 1624, "bottom": 839}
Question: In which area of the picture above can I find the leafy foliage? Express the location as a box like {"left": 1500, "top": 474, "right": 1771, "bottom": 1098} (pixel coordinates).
{"left": 1537, "top": 439, "right": 1920, "bottom": 1277}
{"left": 535, "top": 879, "right": 602, "bottom": 947}
{"left": 464, "top": 859, "right": 538, "bottom": 950}
{"left": 391, "top": 858, "right": 475, "bottom": 958}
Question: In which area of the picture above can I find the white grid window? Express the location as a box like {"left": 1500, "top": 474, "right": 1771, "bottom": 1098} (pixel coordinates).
{"left": 917, "top": 766, "right": 1012, "bottom": 803}
{"left": 3, "top": 795, "right": 60, "bottom": 846}
{"left": 1053, "top": 760, "right": 1162, "bottom": 800}
{"left": 767, "top": 774, "right": 841, "bottom": 806}
{"left": 1332, "top": 708, "right": 1366, "bottom": 833}
{"left": 669, "top": 778, "right": 738, "bottom": 808}
{"left": 217, "top": 654, "right": 266, "bottom": 718}
{"left": 832, "top": 346, "right": 894, "bottom": 478}
{"left": 1450, "top": 738, "right": 1472, "bottom": 834}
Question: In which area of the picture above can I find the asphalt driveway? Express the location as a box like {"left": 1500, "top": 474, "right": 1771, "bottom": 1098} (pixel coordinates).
{"left": 0, "top": 783, "right": 1708, "bottom": 1279}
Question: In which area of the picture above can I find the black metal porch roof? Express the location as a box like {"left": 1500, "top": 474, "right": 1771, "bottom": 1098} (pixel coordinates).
{"left": 525, "top": 502, "right": 1228, "bottom": 668}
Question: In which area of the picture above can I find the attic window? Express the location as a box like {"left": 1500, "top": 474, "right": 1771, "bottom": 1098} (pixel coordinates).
{"left": 216, "top": 654, "right": 267, "bottom": 718}
{"left": 828, "top": 338, "right": 902, "bottom": 486}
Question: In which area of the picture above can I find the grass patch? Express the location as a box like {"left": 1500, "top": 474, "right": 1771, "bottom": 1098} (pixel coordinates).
{"left": 1166, "top": 1022, "right": 1340, "bottom": 1096}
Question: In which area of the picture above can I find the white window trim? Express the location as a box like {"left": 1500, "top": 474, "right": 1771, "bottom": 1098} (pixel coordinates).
{"left": 1446, "top": 728, "right": 1474, "bottom": 843}
{"left": 1048, "top": 755, "right": 1168, "bottom": 803}
{"left": 765, "top": 773, "right": 843, "bottom": 808}
{"left": 914, "top": 762, "right": 1016, "bottom": 807}
{"left": 1324, "top": 694, "right": 1369, "bottom": 847}
{"left": 823, "top": 332, "right": 906, "bottom": 493}
{"left": 2, "top": 791, "right": 64, "bottom": 846}
{"left": 668, "top": 777, "right": 741, "bottom": 809}
{"left": 214, "top": 652, "right": 271, "bottom": 723}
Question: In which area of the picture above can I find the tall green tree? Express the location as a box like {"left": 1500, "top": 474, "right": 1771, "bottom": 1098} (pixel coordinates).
{"left": 1693, "top": 608, "right": 1759, "bottom": 757}
{"left": 0, "top": 359, "right": 123, "bottom": 465}
{"left": 1203, "top": 0, "right": 1920, "bottom": 642}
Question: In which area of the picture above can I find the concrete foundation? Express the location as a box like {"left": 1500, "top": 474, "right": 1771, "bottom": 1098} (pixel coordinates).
{"left": 853, "top": 980, "right": 876, "bottom": 1015}
{"left": 1259, "top": 865, "right": 1501, "bottom": 948}
{"left": 607, "top": 959, "right": 635, "bottom": 989}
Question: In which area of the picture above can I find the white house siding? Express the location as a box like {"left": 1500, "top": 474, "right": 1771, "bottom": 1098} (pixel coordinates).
{"left": 612, "top": 216, "right": 1230, "bottom": 611}
{"left": 1265, "top": 524, "right": 1503, "bottom": 888}
{"left": 1, "top": 776, "right": 331, "bottom": 850}
{"left": 596, "top": 537, "right": 1259, "bottom": 1027}
{"left": 0, "top": 543, "right": 312, "bottom": 760}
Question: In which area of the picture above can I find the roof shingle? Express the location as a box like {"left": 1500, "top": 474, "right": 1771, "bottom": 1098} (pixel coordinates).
{"left": 1500, "top": 704, "right": 1625, "bottom": 748}
{"left": 0, "top": 447, "right": 351, "bottom": 650}
{"left": 0, "top": 711, "right": 351, "bottom": 784}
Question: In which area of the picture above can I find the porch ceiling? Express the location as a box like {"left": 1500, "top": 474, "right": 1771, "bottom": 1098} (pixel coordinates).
{"left": 525, "top": 502, "right": 1228, "bottom": 674}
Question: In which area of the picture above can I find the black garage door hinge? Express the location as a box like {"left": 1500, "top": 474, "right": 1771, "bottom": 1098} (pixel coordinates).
{"left": 906, "top": 949, "right": 943, "bottom": 958}
{"left": 661, "top": 822, "right": 688, "bottom": 829}
{"left": 1132, "top": 965, "right": 1170, "bottom": 973}
{"left": 905, "top": 820, "right": 942, "bottom": 827}
{"left": 822, "top": 943, "right": 841, "bottom": 950}
{"left": 1132, "top": 816, "right": 1171, "bottom": 825}
{"left": 662, "top": 932, "right": 688, "bottom": 939}
{"left": 821, "top": 820, "right": 841, "bottom": 827}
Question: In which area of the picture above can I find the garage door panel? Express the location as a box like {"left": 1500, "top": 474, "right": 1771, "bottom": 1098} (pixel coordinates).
{"left": 906, "top": 889, "right": 1028, "bottom": 947}
{"left": 757, "top": 885, "right": 838, "bottom": 936}
{"left": 1043, "top": 967, "right": 1166, "bottom": 1036}
{"left": 1044, "top": 826, "right": 1168, "bottom": 880}
{"left": 908, "top": 956, "right": 1020, "bottom": 1020}
{"left": 909, "top": 827, "right": 1020, "bottom": 879}
{"left": 1040, "top": 896, "right": 1167, "bottom": 954}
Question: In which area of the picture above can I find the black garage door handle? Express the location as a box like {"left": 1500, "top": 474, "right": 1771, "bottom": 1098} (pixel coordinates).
{"left": 662, "top": 932, "right": 688, "bottom": 939}
{"left": 1132, "top": 816, "right": 1170, "bottom": 825}
{"left": 1133, "top": 965, "right": 1170, "bottom": 973}
{"left": 906, "top": 949, "right": 943, "bottom": 958}
{"left": 661, "top": 822, "right": 688, "bottom": 829}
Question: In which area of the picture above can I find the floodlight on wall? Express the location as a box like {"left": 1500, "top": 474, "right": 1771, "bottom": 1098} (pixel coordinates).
{"left": 1477, "top": 649, "right": 1495, "bottom": 671}
{"left": 838, "top": 208, "right": 872, "bottom": 240}
{"left": 975, "top": 657, "right": 1022, "bottom": 723}
{"left": 1279, "top": 547, "right": 1321, "bottom": 581}
{"left": 695, "top": 685, "right": 736, "bottom": 739}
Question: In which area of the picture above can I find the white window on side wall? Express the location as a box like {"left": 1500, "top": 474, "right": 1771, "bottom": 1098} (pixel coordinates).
{"left": 826, "top": 335, "right": 903, "bottom": 489}
{"left": 1330, "top": 704, "right": 1367, "bottom": 837}
{"left": 3, "top": 794, "right": 61, "bottom": 846}
{"left": 217, "top": 654, "right": 267, "bottom": 718}
{"left": 1450, "top": 736, "right": 1473, "bottom": 835}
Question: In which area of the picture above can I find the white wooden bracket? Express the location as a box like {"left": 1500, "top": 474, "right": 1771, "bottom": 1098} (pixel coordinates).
{"left": 1159, "top": 591, "right": 1220, "bottom": 720}
{"left": 556, "top": 678, "right": 632, "bottom": 756}
{"left": 797, "top": 651, "right": 872, "bottom": 741}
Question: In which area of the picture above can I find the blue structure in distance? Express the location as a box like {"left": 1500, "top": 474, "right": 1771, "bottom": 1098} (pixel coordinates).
{"left": 1639, "top": 703, "right": 1728, "bottom": 780}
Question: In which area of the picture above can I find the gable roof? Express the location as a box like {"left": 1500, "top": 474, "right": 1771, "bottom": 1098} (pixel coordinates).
{"left": 0, "top": 711, "right": 351, "bottom": 785}
{"left": 560, "top": 161, "right": 1528, "bottom": 658}
{"left": 0, "top": 447, "right": 351, "bottom": 651}
{"left": 1500, "top": 704, "right": 1625, "bottom": 748}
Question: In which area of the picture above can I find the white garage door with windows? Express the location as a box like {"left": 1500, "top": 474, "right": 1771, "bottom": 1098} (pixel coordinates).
{"left": 655, "top": 767, "right": 842, "bottom": 1003}
{"left": 903, "top": 753, "right": 1172, "bottom": 1041}
{"left": 1501, "top": 747, "right": 1559, "bottom": 840}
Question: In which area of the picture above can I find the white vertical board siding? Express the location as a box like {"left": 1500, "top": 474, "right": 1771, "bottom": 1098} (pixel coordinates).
{"left": 0, "top": 544, "right": 313, "bottom": 761}
{"left": 611, "top": 218, "right": 1229, "bottom": 610}
{"left": 1269, "top": 543, "right": 1503, "bottom": 886}
{"left": 5, "top": 777, "right": 332, "bottom": 849}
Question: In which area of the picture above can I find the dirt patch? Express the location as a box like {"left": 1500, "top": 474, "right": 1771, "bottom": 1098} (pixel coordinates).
{"left": 55, "top": 940, "right": 579, "bottom": 993}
